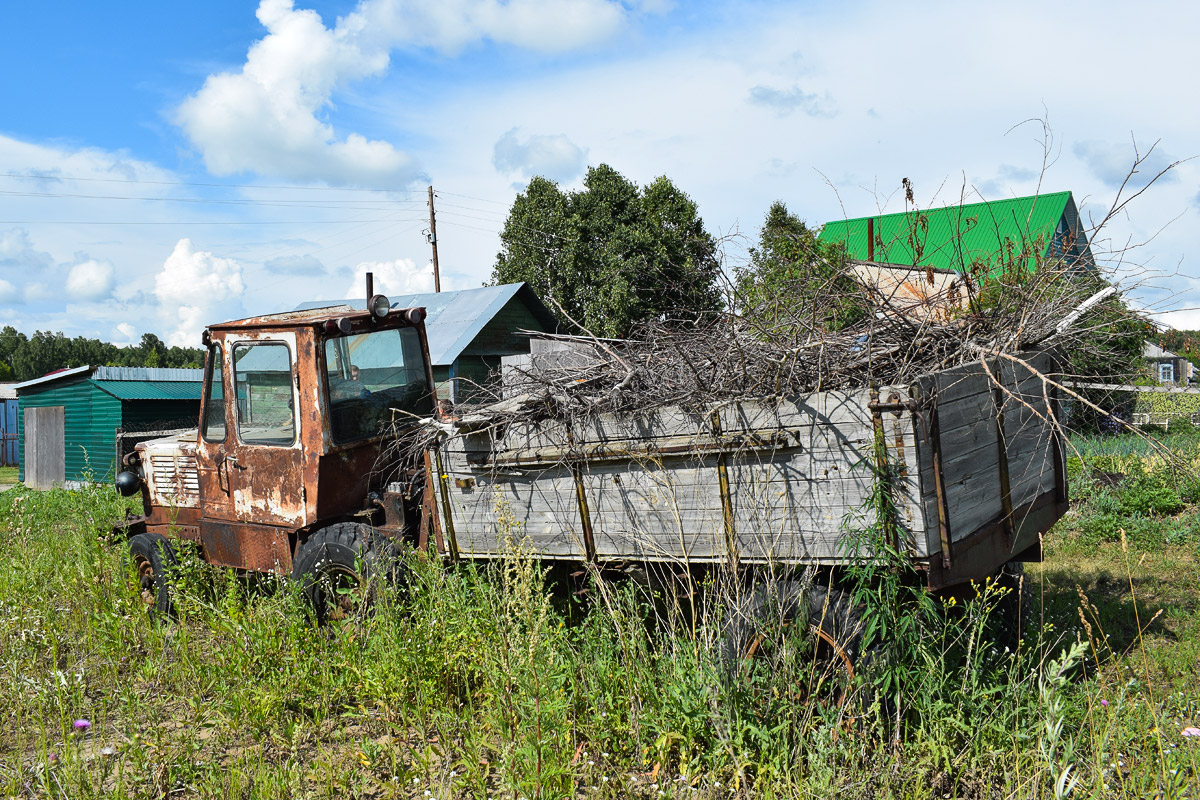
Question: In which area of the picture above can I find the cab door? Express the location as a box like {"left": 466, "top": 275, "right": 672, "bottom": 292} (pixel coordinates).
{"left": 196, "top": 331, "right": 307, "bottom": 571}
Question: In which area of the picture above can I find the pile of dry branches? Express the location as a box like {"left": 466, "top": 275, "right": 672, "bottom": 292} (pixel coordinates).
{"left": 448, "top": 263, "right": 1143, "bottom": 428}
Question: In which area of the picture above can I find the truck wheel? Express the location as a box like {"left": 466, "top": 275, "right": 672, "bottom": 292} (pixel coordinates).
{"left": 128, "top": 533, "right": 178, "bottom": 621}
{"left": 292, "top": 523, "right": 394, "bottom": 626}
{"left": 722, "top": 577, "right": 864, "bottom": 707}
{"left": 989, "top": 562, "right": 1031, "bottom": 651}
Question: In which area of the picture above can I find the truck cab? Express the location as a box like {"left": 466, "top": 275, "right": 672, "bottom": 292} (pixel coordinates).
{"left": 119, "top": 296, "right": 437, "bottom": 619}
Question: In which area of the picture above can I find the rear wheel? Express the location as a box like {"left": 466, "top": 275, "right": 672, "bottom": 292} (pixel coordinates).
{"left": 723, "top": 576, "right": 864, "bottom": 707}
{"left": 128, "top": 533, "right": 178, "bottom": 621}
{"left": 292, "top": 523, "right": 398, "bottom": 626}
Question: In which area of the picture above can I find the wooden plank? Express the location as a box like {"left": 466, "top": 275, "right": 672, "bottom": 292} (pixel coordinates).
{"left": 25, "top": 406, "right": 65, "bottom": 490}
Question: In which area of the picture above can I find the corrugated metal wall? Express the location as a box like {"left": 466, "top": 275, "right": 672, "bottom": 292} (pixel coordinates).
{"left": 18, "top": 377, "right": 122, "bottom": 482}
{"left": 0, "top": 398, "right": 17, "bottom": 466}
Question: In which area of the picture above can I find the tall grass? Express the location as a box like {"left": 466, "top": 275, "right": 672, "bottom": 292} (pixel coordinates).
{"left": 0, "top": 445, "right": 1198, "bottom": 797}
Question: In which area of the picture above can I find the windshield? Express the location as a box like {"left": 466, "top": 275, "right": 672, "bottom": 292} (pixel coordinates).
{"left": 324, "top": 326, "right": 432, "bottom": 444}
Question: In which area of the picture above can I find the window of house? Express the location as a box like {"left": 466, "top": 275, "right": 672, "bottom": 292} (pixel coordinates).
{"left": 1160, "top": 362, "right": 1175, "bottom": 384}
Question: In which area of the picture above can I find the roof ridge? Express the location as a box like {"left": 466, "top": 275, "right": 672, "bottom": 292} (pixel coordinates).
{"left": 824, "top": 191, "right": 1072, "bottom": 226}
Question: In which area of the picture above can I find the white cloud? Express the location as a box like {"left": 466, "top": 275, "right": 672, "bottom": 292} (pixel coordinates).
{"left": 350, "top": 0, "right": 628, "bottom": 54}
{"left": 154, "top": 239, "right": 246, "bottom": 347}
{"left": 66, "top": 259, "right": 116, "bottom": 301}
{"left": 264, "top": 253, "right": 326, "bottom": 276}
{"left": 1073, "top": 139, "right": 1181, "bottom": 190}
{"left": 175, "top": 0, "right": 629, "bottom": 186}
{"left": 747, "top": 84, "right": 837, "bottom": 118}
{"left": 114, "top": 322, "right": 138, "bottom": 343}
{"left": 0, "top": 228, "right": 54, "bottom": 271}
{"left": 343, "top": 258, "right": 434, "bottom": 299}
{"left": 0, "top": 279, "right": 17, "bottom": 303}
{"left": 492, "top": 128, "right": 587, "bottom": 182}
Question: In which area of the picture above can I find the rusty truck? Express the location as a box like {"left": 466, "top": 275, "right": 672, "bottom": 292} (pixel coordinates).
{"left": 116, "top": 285, "right": 1068, "bottom": 663}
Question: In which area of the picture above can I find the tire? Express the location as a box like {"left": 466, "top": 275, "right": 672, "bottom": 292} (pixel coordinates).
{"left": 128, "top": 533, "right": 179, "bottom": 621}
{"left": 291, "top": 523, "right": 397, "bottom": 626}
{"left": 989, "top": 562, "right": 1031, "bottom": 652}
{"left": 722, "top": 576, "right": 865, "bottom": 706}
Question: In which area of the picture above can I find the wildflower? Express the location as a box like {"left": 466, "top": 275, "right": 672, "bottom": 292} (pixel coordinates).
{"left": 1101, "top": 699, "right": 1109, "bottom": 707}
{"left": 1183, "top": 727, "right": 1200, "bottom": 737}
{"left": 72, "top": 719, "right": 90, "bottom": 733}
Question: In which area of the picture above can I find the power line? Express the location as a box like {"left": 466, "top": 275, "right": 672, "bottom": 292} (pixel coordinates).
{"left": 0, "top": 188, "right": 423, "bottom": 210}
{"left": 0, "top": 217, "right": 427, "bottom": 225}
{"left": 0, "top": 172, "right": 421, "bottom": 195}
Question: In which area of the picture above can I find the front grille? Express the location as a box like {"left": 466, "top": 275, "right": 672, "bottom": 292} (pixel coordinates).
{"left": 148, "top": 454, "right": 200, "bottom": 505}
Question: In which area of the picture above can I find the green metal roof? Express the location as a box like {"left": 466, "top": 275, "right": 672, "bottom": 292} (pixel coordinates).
{"left": 818, "top": 191, "right": 1076, "bottom": 276}
{"left": 92, "top": 380, "right": 203, "bottom": 401}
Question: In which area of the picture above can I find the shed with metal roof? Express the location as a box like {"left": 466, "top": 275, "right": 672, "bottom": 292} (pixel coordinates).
{"left": 297, "top": 282, "right": 557, "bottom": 403}
{"left": 15, "top": 365, "right": 202, "bottom": 485}
{"left": 818, "top": 191, "right": 1094, "bottom": 277}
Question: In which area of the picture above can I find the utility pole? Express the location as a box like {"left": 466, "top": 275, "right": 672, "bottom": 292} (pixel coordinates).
{"left": 427, "top": 185, "right": 442, "bottom": 293}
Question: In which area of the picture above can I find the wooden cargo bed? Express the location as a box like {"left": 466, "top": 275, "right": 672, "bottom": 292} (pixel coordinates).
{"left": 428, "top": 351, "right": 1066, "bottom": 588}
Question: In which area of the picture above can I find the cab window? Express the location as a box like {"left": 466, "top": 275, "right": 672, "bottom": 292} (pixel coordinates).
{"left": 324, "top": 327, "right": 432, "bottom": 444}
{"left": 232, "top": 342, "right": 296, "bottom": 446}
{"left": 201, "top": 344, "right": 226, "bottom": 442}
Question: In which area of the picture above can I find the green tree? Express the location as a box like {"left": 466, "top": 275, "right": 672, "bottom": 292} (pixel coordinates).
{"left": 734, "top": 201, "right": 866, "bottom": 331}
{"left": 491, "top": 165, "right": 723, "bottom": 338}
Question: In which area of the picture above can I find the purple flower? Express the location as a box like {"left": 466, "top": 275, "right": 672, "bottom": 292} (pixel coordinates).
{"left": 1100, "top": 699, "right": 1108, "bottom": 707}
{"left": 72, "top": 719, "right": 90, "bottom": 732}
{"left": 1183, "top": 726, "right": 1200, "bottom": 738}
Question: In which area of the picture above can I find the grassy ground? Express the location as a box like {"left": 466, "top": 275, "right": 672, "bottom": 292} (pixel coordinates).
{"left": 0, "top": 465, "right": 18, "bottom": 484}
{"left": 1, "top": 435, "right": 1199, "bottom": 798}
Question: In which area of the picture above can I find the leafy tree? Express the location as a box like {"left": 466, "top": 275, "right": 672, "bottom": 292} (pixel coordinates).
{"left": 0, "top": 326, "right": 203, "bottom": 381}
{"left": 734, "top": 201, "right": 867, "bottom": 331}
{"left": 491, "top": 165, "right": 723, "bottom": 338}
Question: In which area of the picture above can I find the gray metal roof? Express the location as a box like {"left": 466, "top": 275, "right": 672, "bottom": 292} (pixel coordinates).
{"left": 14, "top": 365, "right": 202, "bottom": 393}
{"left": 92, "top": 366, "right": 203, "bottom": 382}
{"left": 296, "top": 282, "right": 557, "bottom": 366}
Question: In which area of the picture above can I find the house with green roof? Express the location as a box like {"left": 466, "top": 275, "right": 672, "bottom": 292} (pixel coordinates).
{"left": 818, "top": 191, "right": 1094, "bottom": 278}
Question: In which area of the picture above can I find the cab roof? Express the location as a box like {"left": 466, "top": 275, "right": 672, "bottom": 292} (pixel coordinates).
{"left": 206, "top": 304, "right": 362, "bottom": 332}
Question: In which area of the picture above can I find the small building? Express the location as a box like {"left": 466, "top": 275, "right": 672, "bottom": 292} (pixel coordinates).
{"left": 298, "top": 282, "right": 558, "bottom": 404}
{"left": 1143, "top": 342, "right": 1195, "bottom": 385}
{"left": 819, "top": 191, "right": 1095, "bottom": 278}
{"left": 0, "top": 384, "right": 17, "bottom": 467}
{"left": 16, "top": 366, "right": 202, "bottom": 487}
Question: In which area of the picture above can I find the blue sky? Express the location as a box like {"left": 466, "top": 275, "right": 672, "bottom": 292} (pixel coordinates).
{"left": 1, "top": 0, "right": 1197, "bottom": 347}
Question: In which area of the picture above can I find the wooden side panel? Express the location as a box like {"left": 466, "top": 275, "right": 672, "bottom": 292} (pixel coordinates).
{"left": 437, "top": 385, "right": 932, "bottom": 564}
{"left": 915, "top": 351, "right": 1061, "bottom": 559}
{"left": 446, "top": 466, "right": 585, "bottom": 559}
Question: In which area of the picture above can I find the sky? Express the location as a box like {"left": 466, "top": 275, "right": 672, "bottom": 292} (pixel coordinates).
{"left": 0, "top": 0, "right": 1197, "bottom": 348}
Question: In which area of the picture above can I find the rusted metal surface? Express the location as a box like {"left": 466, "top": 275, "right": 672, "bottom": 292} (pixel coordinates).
{"left": 199, "top": 520, "right": 293, "bottom": 573}
{"left": 473, "top": 429, "right": 796, "bottom": 468}
{"left": 570, "top": 462, "right": 597, "bottom": 562}
{"left": 140, "top": 434, "right": 201, "bottom": 510}
{"left": 869, "top": 389, "right": 898, "bottom": 550}
{"left": 708, "top": 411, "right": 739, "bottom": 571}
{"left": 206, "top": 305, "right": 359, "bottom": 331}
{"left": 926, "top": 391, "right": 953, "bottom": 568}
{"left": 992, "top": 384, "right": 1015, "bottom": 542}
{"left": 139, "top": 300, "right": 435, "bottom": 576}
{"left": 433, "top": 449, "right": 460, "bottom": 560}
{"left": 422, "top": 449, "right": 445, "bottom": 554}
